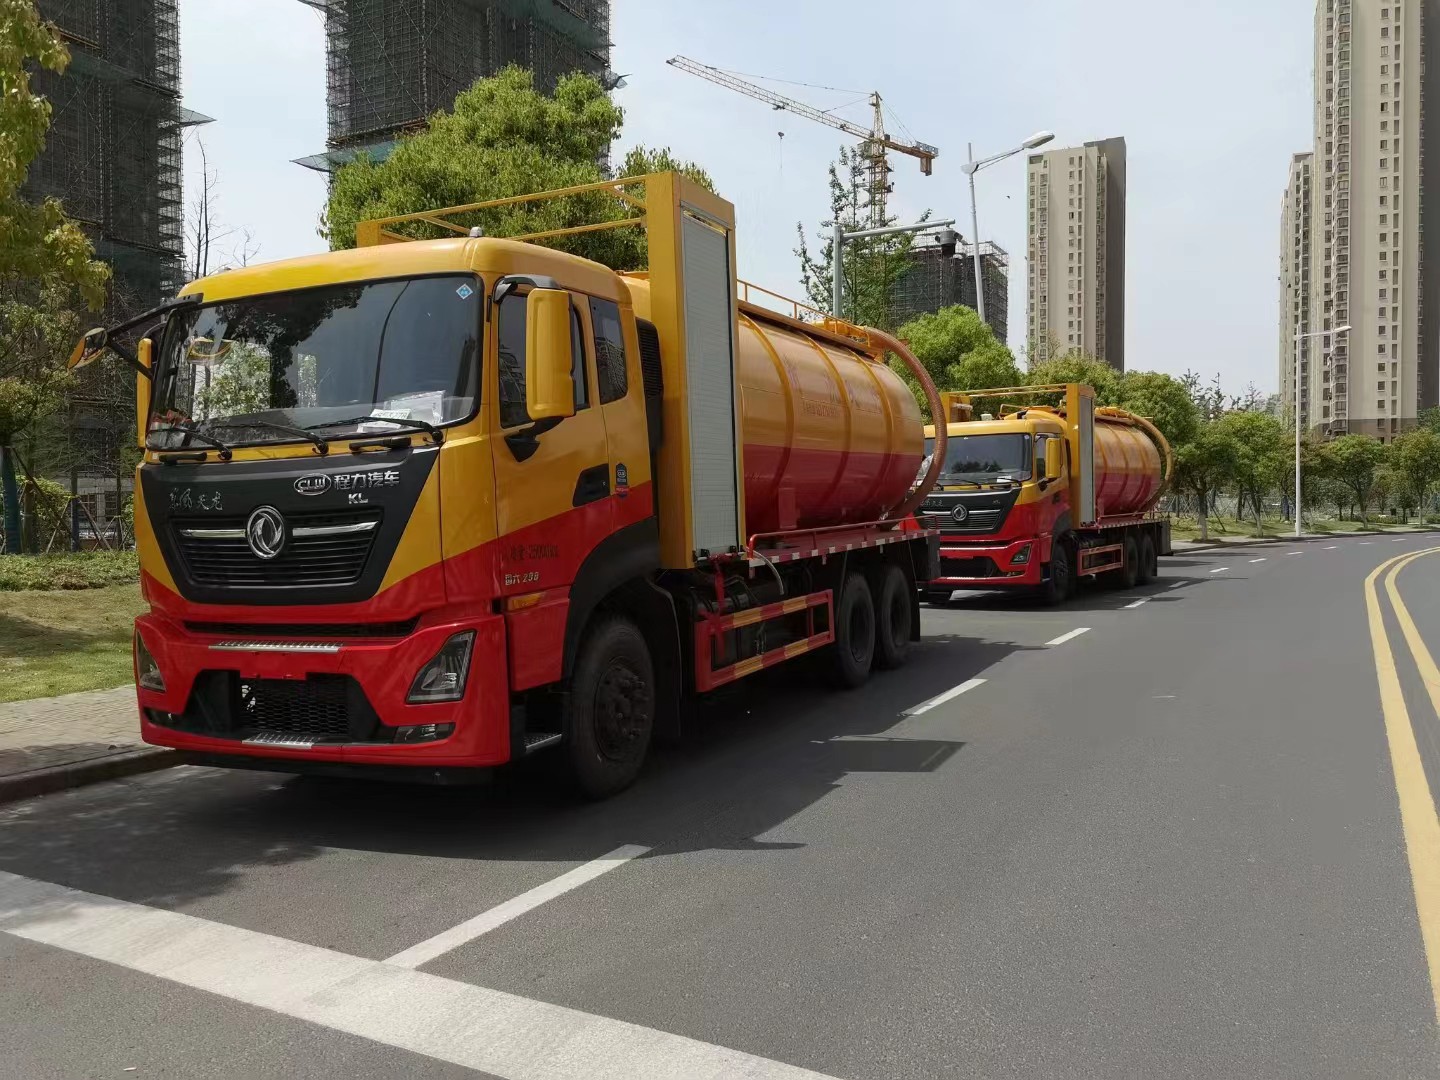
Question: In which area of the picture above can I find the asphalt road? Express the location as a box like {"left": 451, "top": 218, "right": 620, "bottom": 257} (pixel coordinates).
{"left": 4, "top": 534, "right": 1440, "bottom": 1079}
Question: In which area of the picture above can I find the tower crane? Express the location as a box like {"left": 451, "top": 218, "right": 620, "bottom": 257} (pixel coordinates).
{"left": 666, "top": 55, "right": 937, "bottom": 227}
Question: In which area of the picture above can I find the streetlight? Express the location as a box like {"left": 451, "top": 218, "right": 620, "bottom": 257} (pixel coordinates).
{"left": 960, "top": 130, "right": 1054, "bottom": 326}
{"left": 1293, "top": 324, "right": 1350, "bottom": 538}
{"left": 829, "top": 218, "right": 956, "bottom": 320}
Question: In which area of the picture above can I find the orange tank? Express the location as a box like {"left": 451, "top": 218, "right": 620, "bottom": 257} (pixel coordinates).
{"left": 735, "top": 307, "right": 924, "bottom": 534}
{"left": 1092, "top": 408, "right": 1166, "bottom": 519}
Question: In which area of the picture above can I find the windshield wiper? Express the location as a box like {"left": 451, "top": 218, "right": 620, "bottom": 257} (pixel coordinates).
{"left": 208, "top": 419, "right": 329, "bottom": 454}
{"left": 150, "top": 422, "right": 233, "bottom": 462}
{"left": 306, "top": 415, "right": 444, "bottom": 445}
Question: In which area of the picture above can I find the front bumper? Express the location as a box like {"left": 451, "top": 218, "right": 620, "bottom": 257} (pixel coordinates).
{"left": 931, "top": 535, "right": 1045, "bottom": 589}
{"left": 134, "top": 610, "right": 511, "bottom": 768}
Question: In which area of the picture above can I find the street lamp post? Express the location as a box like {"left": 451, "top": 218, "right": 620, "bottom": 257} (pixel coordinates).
{"left": 960, "top": 131, "right": 1055, "bottom": 326}
{"left": 1293, "top": 324, "right": 1350, "bottom": 538}
{"left": 830, "top": 218, "right": 956, "bottom": 320}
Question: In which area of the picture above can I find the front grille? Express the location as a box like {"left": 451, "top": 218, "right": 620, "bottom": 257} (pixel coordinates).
{"left": 149, "top": 671, "right": 384, "bottom": 745}
{"left": 941, "top": 556, "right": 998, "bottom": 578}
{"left": 239, "top": 677, "right": 350, "bottom": 741}
{"left": 934, "top": 508, "right": 1006, "bottom": 535}
{"left": 172, "top": 510, "right": 381, "bottom": 588}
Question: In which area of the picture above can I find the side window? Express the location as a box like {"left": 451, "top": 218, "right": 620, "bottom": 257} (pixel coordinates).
{"left": 496, "top": 295, "right": 528, "bottom": 429}
{"left": 497, "top": 294, "right": 587, "bottom": 430}
{"left": 589, "top": 297, "right": 628, "bottom": 404}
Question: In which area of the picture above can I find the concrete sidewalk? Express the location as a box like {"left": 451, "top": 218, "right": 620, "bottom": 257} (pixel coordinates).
{"left": 0, "top": 685, "right": 175, "bottom": 804}
{"left": 1173, "top": 525, "right": 1440, "bottom": 553}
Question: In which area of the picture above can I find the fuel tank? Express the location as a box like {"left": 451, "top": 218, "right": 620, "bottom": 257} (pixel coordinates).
{"left": 1092, "top": 408, "right": 1166, "bottom": 519}
{"left": 735, "top": 308, "right": 924, "bottom": 534}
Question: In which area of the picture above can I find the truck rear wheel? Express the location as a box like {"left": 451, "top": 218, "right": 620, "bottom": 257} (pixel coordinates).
{"left": 828, "top": 571, "right": 876, "bottom": 688}
{"left": 1119, "top": 534, "right": 1140, "bottom": 589}
{"left": 565, "top": 616, "right": 654, "bottom": 799}
{"left": 873, "top": 563, "right": 912, "bottom": 671}
{"left": 1137, "top": 533, "right": 1158, "bottom": 585}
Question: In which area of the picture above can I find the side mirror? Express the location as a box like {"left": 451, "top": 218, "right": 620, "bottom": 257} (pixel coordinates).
{"left": 1044, "top": 438, "right": 1064, "bottom": 481}
{"left": 68, "top": 327, "right": 108, "bottom": 370}
{"left": 135, "top": 338, "right": 153, "bottom": 448}
{"left": 524, "top": 288, "right": 575, "bottom": 422}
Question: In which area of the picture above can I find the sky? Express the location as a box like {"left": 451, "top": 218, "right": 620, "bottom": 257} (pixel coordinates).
{"left": 179, "top": 0, "right": 1315, "bottom": 394}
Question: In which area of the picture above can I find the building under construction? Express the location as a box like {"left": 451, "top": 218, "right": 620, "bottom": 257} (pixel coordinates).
{"left": 890, "top": 235, "right": 1010, "bottom": 341}
{"left": 27, "top": 0, "right": 204, "bottom": 310}
{"left": 297, "top": 0, "right": 614, "bottom": 171}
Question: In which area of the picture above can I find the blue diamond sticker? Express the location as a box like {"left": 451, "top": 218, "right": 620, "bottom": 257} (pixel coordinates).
{"left": 455, "top": 284, "right": 474, "bottom": 299}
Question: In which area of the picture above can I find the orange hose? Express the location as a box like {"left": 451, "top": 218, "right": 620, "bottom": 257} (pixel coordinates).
{"left": 865, "top": 326, "right": 945, "bottom": 522}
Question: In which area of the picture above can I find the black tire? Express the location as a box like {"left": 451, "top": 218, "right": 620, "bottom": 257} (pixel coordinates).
{"left": 1119, "top": 534, "right": 1140, "bottom": 589}
{"left": 564, "top": 617, "right": 654, "bottom": 799}
{"left": 828, "top": 572, "right": 876, "bottom": 688}
{"left": 873, "top": 563, "right": 912, "bottom": 670}
{"left": 1137, "top": 533, "right": 1157, "bottom": 585}
{"left": 1038, "top": 537, "right": 1073, "bottom": 605}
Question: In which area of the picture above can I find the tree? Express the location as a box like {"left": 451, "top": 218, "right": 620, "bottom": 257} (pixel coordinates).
{"left": 1117, "top": 371, "right": 1199, "bottom": 448}
{"left": 323, "top": 66, "right": 711, "bottom": 271}
{"left": 1025, "top": 352, "right": 1123, "bottom": 405}
{"left": 1327, "top": 434, "right": 1390, "bottom": 523}
{"left": 1214, "top": 410, "right": 1286, "bottom": 532}
{"left": 1172, "top": 423, "right": 1238, "bottom": 540}
{"left": 184, "top": 134, "right": 258, "bottom": 281}
{"left": 1180, "top": 370, "right": 1229, "bottom": 423}
{"left": 893, "top": 305, "right": 1019, "bottom": 416}
{"left": 1391, "top": 428, "right": 1440, "bottom": 523}
{"left": 0, "top": 0, "right": 110, "bottom": 552}
{"left": 796, "top": 145, "right": 923, "bottom": 331}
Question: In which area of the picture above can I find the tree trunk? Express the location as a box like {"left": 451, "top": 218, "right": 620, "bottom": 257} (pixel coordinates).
{"left": 1198, "top": 502, "right": 1209, "bottom": 540}
{"left": 0, "top": 446, "right": 20, "bottom": 555}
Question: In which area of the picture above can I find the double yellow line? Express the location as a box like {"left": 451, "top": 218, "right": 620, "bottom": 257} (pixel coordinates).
{"left": 1366, "top": 546, "right": 1440, "bottom": 1021}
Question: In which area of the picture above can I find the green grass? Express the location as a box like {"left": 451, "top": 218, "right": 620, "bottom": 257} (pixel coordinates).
{"left": 0, "top": 551, "right": 139, "bottom": 591}
{"left": 1167, "top": 514, "right": 1434, "bottom": 543}
{"left": 0, "top": 584, "right": 145, "bottom": 703}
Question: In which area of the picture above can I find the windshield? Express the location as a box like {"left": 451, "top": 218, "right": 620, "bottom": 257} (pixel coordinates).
{"left": 922, "top": 433, "right": 1033, "bottom": 482}
{"left": 149, "top": 275, "right": 480, "bottom": 449}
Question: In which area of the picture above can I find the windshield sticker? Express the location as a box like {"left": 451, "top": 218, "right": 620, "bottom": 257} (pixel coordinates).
{"left": 368, "top": 409, "right": 411, "bottom": 420}
{"left": 455, "top": 284, "right": 474, "bottom": 300}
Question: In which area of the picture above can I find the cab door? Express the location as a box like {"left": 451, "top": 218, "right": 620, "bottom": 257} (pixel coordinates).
{"left": 491, "top": 287, "right": 609, "bottom": 598}
{"left": 585, "top": 295, "right": 654, "bottom": 525}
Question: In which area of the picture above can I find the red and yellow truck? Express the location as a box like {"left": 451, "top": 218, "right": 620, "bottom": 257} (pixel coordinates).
{"left": 72, "top": 173, "right": 945, "bottom": 796}
{"left": 917, "top": 385, "right": 1173, "bottom": 605}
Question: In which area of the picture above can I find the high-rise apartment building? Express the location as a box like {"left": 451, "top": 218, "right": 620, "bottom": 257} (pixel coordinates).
{"left": 889, "top": 235, "right": 1009, "bottom": 340}
{"left": 1304, "top": 0, "right": 1440, "bottom": 437}
{"left": 1026, "top": 137, "right": 1127, "bottom": 370}
{"left": 297, "top": 0, "right": 614, "bottom": 171}
{"left": 1279, "top": 153, "right": 1315, "bottom": 429}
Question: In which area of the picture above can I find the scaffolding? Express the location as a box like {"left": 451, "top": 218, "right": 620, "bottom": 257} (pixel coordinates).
{"left": 298, "top": 0, "right": 612, "bottom": 170}
{"left": 890, "top": 236, "right": 1009, "bottom": 342}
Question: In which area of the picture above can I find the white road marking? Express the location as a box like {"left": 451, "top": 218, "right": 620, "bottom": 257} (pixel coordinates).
{"left": 0, "top": 871, "right": 833, "bottom": 1080}
{"left": 1325, "top": 545, "right": 1338, "bottom": 550}
{"left": 1123, "top": 598, "right": 1149, "bottom": 609}
{"left": 385, "top": 845, "right": 650, "bottom": 969}
{"left": 1249, "top": 557, "right": 1267, "bottom": 563}
{"left": 904, "top": 677, "right": 986, "bottom": 716}
{"left": 1209, "top": 567, "right": 1229, "bottom": 574}
{"left": 1169, "top": 581, "right": 1185, "bottom": 589}
{"left": 1360, "top": 541, "right": 1373, "bottom": 546}
{"left": 1395, "top": 538, "right": 1408, "bottom": 542}
{"left": 1046, "top": 627, "right": 1091, "bottom": 646}
{"left": 1287, "top": 551, "right": 1304, "bottom": 556}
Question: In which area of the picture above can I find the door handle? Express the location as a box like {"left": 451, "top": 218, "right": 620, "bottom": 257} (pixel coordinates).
{"left": 572, "top": 464, "right": 610, "bottom": 507}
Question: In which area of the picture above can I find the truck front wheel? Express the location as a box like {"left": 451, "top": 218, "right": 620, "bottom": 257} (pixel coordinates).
{"left": 828, "top": 571, "right": 876, "bottom": 688}
{"left": 565, "top": 616, "right": 654, "bottom": 799}
{"left": 1038, "top": 538, "right": 1074, "bottom": 605}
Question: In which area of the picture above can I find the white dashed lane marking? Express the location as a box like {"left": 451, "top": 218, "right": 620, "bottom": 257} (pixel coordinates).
{"left": 1210, "top": 567, "right": 1230, "bottom": 574}
{"left": 904, "top": 678, "right": 986, "bottom": 716}
{"left": 1249, "top": 557, "right": 1267, "bottom": 563}
{"left": 1124, "top": 599, "right": 1149, "bottom": 609}
{"left": 1046, "top": 627, "right": 1091, "bottom": 646}
{"left": 385, "top": 845, "right": 651, "bottom": 969}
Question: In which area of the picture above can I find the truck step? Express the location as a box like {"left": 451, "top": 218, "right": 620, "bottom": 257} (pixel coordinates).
{"left": 523, "top": 732, "right": 562, "bottom": 754}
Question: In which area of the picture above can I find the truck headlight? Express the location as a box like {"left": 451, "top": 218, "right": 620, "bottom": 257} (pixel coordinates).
{"left": 406, "top": 631, "right": 475, "bottom": 703}
{"left": 1011, "top": 543, "right": 1033, "bottom": 565}
{"left": 134, "top": 631, "right": 165, "bottom": 692}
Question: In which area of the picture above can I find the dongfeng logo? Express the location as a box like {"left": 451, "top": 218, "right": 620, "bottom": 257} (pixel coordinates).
{"left": 294, "top": 473, "right": 331, "bottom": 496}
{"left": 951, "top": 504, "right": 969, "bottom": 523}
{"left": 246, "top": 506, "right": 286, "bottom": 560}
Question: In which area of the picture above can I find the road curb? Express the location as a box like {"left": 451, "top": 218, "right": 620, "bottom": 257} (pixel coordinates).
{"left": 0, "top": 747, "right": 180, "bottom": 806}
{"left": 1175, "top": 528, "right": 1440, "bottom": 553}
